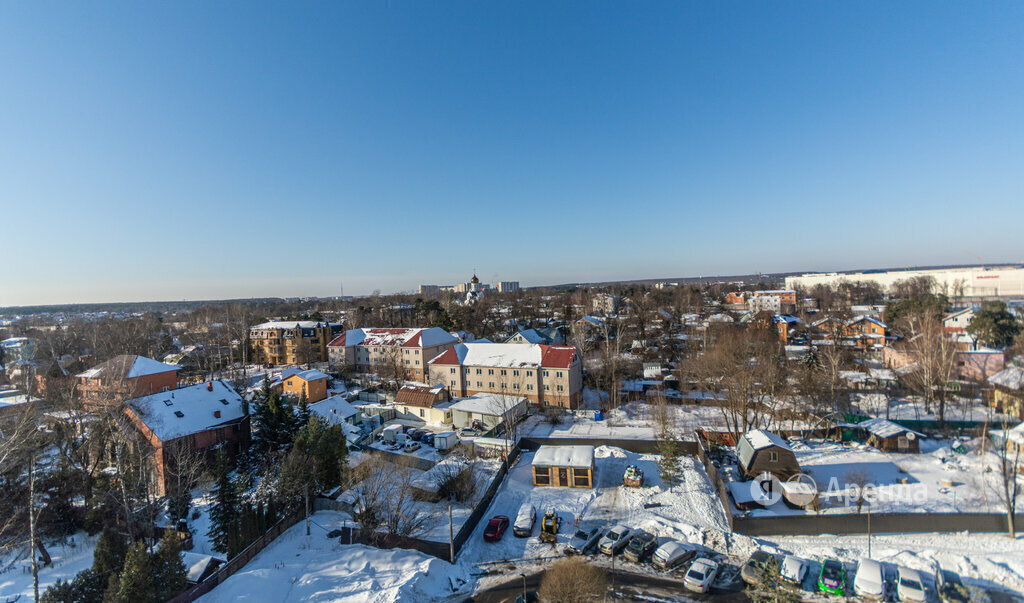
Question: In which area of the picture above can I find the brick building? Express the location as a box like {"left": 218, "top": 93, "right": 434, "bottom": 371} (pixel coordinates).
{"left": 76, "top": 355, "right": 179, "bottom": 407}
{"left": 327, "top": 327, "right": 458, "bottom": 381}
{"left": 248, "top": 321, "right": 344, "bottom": 366}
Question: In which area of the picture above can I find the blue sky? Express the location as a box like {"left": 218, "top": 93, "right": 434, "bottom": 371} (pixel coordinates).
{"left": 2, "top": 2, "right": 1023, "bottom": 306}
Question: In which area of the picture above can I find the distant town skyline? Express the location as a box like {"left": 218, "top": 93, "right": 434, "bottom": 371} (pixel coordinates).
{"left": 3, "top": 2, "right": 1024, "bottom": 307}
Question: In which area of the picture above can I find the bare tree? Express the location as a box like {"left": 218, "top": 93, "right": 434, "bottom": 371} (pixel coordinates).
{"left": 898, "top": 308, "right": 959, "bottom": 422}
{"left": 990, "top": 419, "right": 1022, "bottom": 538}
{"left": 539, "top": 557, "right": 609, "bottom": 603}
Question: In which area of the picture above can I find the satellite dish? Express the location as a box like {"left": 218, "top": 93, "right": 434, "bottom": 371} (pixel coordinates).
{"left": 906, "top": 432, "right": 916, "bottom": 441}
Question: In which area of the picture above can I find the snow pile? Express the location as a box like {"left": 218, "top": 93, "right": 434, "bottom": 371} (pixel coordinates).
{"left": 198, "top": 512, "right": 471, "bottom": 603}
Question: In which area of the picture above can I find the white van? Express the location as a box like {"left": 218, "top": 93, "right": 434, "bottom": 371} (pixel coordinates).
{"left": 854, "top": 558, "right": 886, "bottom": 599}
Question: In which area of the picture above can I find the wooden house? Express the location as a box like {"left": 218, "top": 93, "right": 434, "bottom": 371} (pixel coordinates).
{"left": 531, "top": 445, "right": 594, "bottom": 488}
{"left": 857, "top": 417, "right": 924, "bottom": 452}
{"left": 736, "top": 430, "right": 800, "bottom": 479}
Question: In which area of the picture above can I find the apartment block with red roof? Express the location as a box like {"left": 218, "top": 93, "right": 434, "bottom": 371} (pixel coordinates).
{"left": 327, "top": 327, "right": 458, "bottom": 381}
{"left": 427, "top": 342, "right": 582, "bottom": 409}
{"left": 76, "top": 355, "right": 180, "bottom": 407}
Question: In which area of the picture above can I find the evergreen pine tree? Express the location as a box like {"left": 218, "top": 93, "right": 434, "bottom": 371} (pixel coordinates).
{"left": 70, "top": 569, "right": 107, "bottom": 603}
{"left": 657, "top": 430, "right": 683, "bottom": 489}
{"left": 207, "top": 450, "right": 241, "bottom": 557}
{"left": 297, "top": 391, "right": 311, "bottom": 426}
{"left": 153, "top": 529, "right": 187, "bottom": 601}
{"left": 41, "top": 579, "right": 74, "bottom": 603}
{"left": 92, "top": 529, "right": 129, "bottom": 577}
{"left": 116, "top": 541, "right": 155, "bottom": 602}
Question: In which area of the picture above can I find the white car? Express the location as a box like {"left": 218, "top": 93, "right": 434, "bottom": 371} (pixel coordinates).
{"left": 564, "top": 525, "right": 602, "bottom": 555}
{"left": 597, "top": 525, "right": 632, "bottom": 555}
{"left": 403, "top": 441, "right": 421, "bottom": 453}
{"left": 684, "top": 557, "right": 719, "bottom": 593}
{"left": 513, "top": 503, "right": 536, "bottom": 537}
{"left": 779, "top": 555, "right": 810, "bottom": 586}
{"left": 854, "top": 558, "right": 886, "bottom": 599}
{"left": 897, "top": 567, "right": 926, "bottom": 602}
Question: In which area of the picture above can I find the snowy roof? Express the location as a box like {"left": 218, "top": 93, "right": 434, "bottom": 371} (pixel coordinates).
{"left": 309, "top": 394, "right": 359, "bottom": 425}
{"left": 989, "top": 366, "right": 1024, "bottom": 390}
{"left": 846, "top": 315, "right": 887, "bottom": 328}
{"left": 509, "top": 329, "right": 546, "bottom": 344}
{"left": 856, "top": 417, "right": 925, "bottom": 439}
{"left": 127, "top": 380, "right": 246, "bottom": 442}
{"left": 532, "top": 445, "right": 595, "bottom": 468}
{"left": 742, "top": 430, "right": 792, "bottom": 452}
{"left": 76, "top": 355, "right": 179, "bottom": 380}
{"left": 182, "top": 552, "right": 223, "bottom": 584}
{"left": 250, "top": 320, "right": 335, "bottom": 330}
{"left": 428, "top": 342, "right": 576, "bottom": 369}
{"left": 290, "top": 369, "right": 329, "bottom": 382}
{"left": 449, "top": 393, "right": 525, "bottom": 416}
{"left": 328, "top": 327, "right": 458, "bottom": 349}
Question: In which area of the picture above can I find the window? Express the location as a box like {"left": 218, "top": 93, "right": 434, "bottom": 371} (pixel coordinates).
{"left": 451, "top": 380, "right": 457, "bottom": 386}
{"left": 415, "top": 360, "right": 420, "bottom": 365}
{"left": 513, "top": 370, "right": 519, "bottom": 377}
{"left": 573, "top": 470, "right": 588, "bottom": 487}
{"left": 477, "top": 381, "right": 483, "bottom": 387}
{"left": 174, "top": 411, "right": 184, "bottom": 418}
{"left": 544, "top": 370, "right": 549, "bottom": 377}
{"left": 476, "top": 369, "right": 482, "bottom": 375}
{"left": 544, "top": 385, "right": 550, "bottom": 391}
{"left": 488, "top": 369, "right": 494, "bottom": 375}
{"left": 450, "top": 368, "right": 456, "bottom": 374}
{"left": 500, "top": 369, "right": 506, "bottom": 376}
{"left": 526, "top": 371, "right": 532, "bottom": 377}
{"left": 163, "top": 400, "right": 173, "bottom": 406}
{"left": 513, "top": 383, "right": 519, "bottom": 390}
{"left": 489, "top": 382, "right": 495, "bottom": 388}
{"left": 557, "top": 385, "right": 563, "bottom": 392}
{"left": 768, "top": 451, "right": 779, "bottom": 462}
{"left": 419, "top": 409, "right": 425, "bottom": 417}
{"left": 533, "top": 467, "right": 550, "bottom": 485}
{"left": 220, "top": 399, "right": 229, "bottom": 405}
{"left": 527, "top": 384, "right": 533, "bottom": 391}
{"left": 556, "top": 371, "right": 563, "bottom": 378}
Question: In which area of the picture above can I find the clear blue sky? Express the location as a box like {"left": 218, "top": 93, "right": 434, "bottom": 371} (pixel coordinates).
{"left": 2, "top": 2, "right": 1023, "bottom": 306}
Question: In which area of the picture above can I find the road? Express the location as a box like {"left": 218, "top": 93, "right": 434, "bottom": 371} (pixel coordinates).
{"left": 469, "top": 569, "right": 749, "bottom": 603}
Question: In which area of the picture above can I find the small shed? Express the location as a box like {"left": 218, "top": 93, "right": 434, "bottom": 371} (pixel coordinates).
{"left": 433, "top": 431, "right": 460, "bottom": 451}
{"left": 532, "top": 445, "right": 594, "bottom": 488}
{"left": 857, "top": 418, "right": 924, "bottom": 453}
{"left": 736, "top": 430, "right": 800, "bottom": 479}
{"left": 382, "top": 424, "right": 404, "bottom": 443}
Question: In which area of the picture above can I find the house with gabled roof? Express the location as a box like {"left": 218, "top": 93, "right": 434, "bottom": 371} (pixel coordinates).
{"left": 76, "top": 355, "right": 179, "bottom": 407}
{"left": 124, "top": 380, "right": 249, "bottom": 496}
{"left": 428, "top": 342, "right": 582, "bottom": 409}
{"left": 736, "top": 429, "right": 800, "bottom": 479}
{"left": 282, "top": 369, "right": 329, "bottom": 403}
{"left": 327, "top": 327, "right": 457, "bottom": 381}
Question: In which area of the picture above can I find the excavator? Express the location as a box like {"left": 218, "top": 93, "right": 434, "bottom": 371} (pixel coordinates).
{"left": 539, "top": 509, "right": 561, "bottom": 543}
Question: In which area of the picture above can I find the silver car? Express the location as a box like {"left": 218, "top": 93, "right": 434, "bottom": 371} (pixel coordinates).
{"left": 564, "top": 525, "right": 602, "bottom": 555}
{"left": 597, "top": 525, "right": 632, "bottom": 555}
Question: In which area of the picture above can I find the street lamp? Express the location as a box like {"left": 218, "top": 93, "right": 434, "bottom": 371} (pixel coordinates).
{"left": 520, "top": 573, "right": 527, "bottom": 602}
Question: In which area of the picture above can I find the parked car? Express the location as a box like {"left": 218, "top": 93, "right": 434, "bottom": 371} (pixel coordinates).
{"left": 853, "top": 558, "right": 886, "bottom": 599}
{"left": 936, "top": 569, "right": 970, "bottom": 603}
{"left": 623, "top": 531, "right": 658, "bottom": 563}
{"left": 422, "top": 433, "right": 435, "bottom": 446}
{"left": 597, "top": 525, "right": 632, "bottom": 555}
{"left": 404, "top": 441, "right": 421, "bottom": 453}
{"left": 683, "top": 558, "right": 719, "bottom": 594}
{"left": 779, "top": 555, "right": 810, "bottom": 586}
{"left": 651, "top": 540, "right": 697, "bottom": 571}
{"left": 513, "top": 503, "right": 536, "bottom": 538}
{"left": 459, "top": 427, "right": 480, "bottom": 437}
{"left": 564, "top": 526, "right": 602, "bottom": 555}
{"left": 741, "top": 550, "right": 780, "bottom": 586}
{"left": 818, "top": 559, "right": 847, "bottom": 596}
{"left": 483, "top": 516, "right": 509, "bottom": 542}
{"left": 896, "top": 567, "right": 926, "bottom": 602}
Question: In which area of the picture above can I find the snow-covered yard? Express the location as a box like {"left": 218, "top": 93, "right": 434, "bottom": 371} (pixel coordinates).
{"left": 736, "top": 437, "right": 1022, "bottom": 517}
{"left": 196, "top": 511, "right": 472, "bottom": 603}
{"left": 0, "top": 532, "right": 99, "bottom": 600}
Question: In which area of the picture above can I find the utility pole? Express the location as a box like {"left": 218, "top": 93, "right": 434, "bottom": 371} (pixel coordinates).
{"left": 448, "top": 503, "right": 454, "bottom": 563}
{"left": 867, "top": 504, "right": 871, "bottom": 558}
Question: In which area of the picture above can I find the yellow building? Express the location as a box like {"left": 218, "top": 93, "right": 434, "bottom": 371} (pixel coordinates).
{"left": 248, "top": 321, "right": 343, "bottom": 366}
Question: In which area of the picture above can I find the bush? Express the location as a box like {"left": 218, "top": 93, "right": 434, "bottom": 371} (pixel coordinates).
{"left": 538, "top": 557, "right": 608, "bottom": 603}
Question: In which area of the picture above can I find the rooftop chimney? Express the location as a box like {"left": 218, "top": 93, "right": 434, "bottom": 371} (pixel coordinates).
{"left": 214, "top": 410, "right": 221, "bottom": 418}
{"left": 207, "top": 382, "right": 213, "bottom": 391}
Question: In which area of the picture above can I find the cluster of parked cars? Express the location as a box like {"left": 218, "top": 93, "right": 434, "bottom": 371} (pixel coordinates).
{"left": 740, "top": 550, "right": 970, "bottom": 602}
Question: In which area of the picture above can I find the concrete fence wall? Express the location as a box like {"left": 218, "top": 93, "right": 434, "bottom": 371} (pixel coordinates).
{"left": 732, "top": 511, "right": 1024, "bottom": 537}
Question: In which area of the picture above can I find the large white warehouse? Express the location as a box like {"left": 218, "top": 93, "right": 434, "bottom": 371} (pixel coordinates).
{"left": 784, "top": 265, "right": 1024, "bottom": 299}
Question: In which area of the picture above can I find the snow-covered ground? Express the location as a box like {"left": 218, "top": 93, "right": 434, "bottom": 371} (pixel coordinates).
{"left": 0, "top": 532, "right": 99, "bottom": 600}
{"left": 852, "top": 393, "right": 1014, "bottom": 424}
{"left": 459, "top": 446, "right": 733, "bottom": 591}
{"left": 196, "top": 511, "right": 473, "bottom": 603}
{"left": 738, "top": 437, "right": 1021, "bottom": 516}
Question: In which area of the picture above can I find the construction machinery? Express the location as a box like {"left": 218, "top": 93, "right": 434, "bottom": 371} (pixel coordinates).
{"left": 623, "top": 464, "right": 644, "bottom": 488}
{"left": 539, "top": 509, "right": 561, "bottom": 543}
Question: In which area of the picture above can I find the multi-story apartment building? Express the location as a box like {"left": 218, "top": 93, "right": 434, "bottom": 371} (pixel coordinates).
{"left": 327, "top": 327, "right": 458, "bottom": 381}
{"left": 497, "top": 281, "right": 520, "bottom": 293}
{"left": 76, "top": 355, "right": 180, "bottom": 407}
{"left": 592, "top": 293, "right": 620, "bottom": 315}
{"left": 428, "top": 342, "right": 583, "bottom": 409}
{"left": 248, "top": 321, "right": 344, "bottom": 366}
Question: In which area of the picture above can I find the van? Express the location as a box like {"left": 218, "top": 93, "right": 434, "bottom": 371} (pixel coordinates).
{"left": 854, "top": 558, "right": 886, "bottom": 600}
